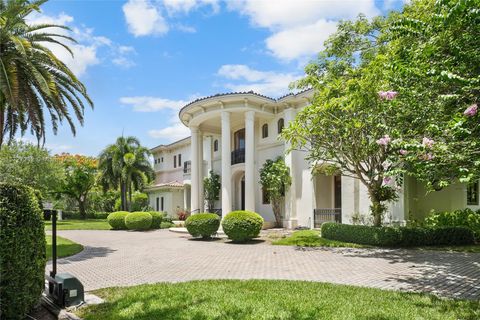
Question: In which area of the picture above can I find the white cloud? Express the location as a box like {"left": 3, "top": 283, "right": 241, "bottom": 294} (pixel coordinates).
{"left": 266, "top": 19, "right": 338, "bottom": 61}
{"left": 120, "top": 96, "right": 188, "bottom": 112}
{"left": 228, "top": 0, "right": 381, "bottom": 61}
{"left": 26, "top": 12, "right": 136, "bottom": 76}
{"left": 175, "top": 23, "right": 197, "bottom": 33}
{"left": 123, "top": 0, "right": 169, "bottom": 37}
{"left": 148, "top": 120, "right": 190, "bottom": 140}
{"left": 163, "top": 0, "right": 220, "bottom": 15}
{"left": 217, "top": 64, "right": 301, "bottom": 97}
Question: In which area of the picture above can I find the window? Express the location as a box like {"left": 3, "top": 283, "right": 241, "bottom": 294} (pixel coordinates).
{"left": 156, "top": 197, "right": 159, "bottom": 211}
{"left": 178, "top": 154, "right": 181, "bottom": 167}
{"left": 154, "top": 159, "right": 158, "bottom": 164}
{"left": 467, "top": 181, "right": 479, "bottom": 205}
{"left": 277, "top": 118, "right": 284, "bottom": 134}
{"left": 234, "top": 129, "right": 245, "bottom": 150}
{"left": 213, "top": 139, "right": 219, "bottom": 152}
{"left": 262, "top": 124, "right": 268, "bottom": 138}
{"left": 262, "top": 188, "right": 270, "bottom": 204}
{"left": 161, "top": 197, "right": 165, "bottom": 211}
{"left": 174, "top": 155, "right": 177, "bottom": 168}
{"left": 161, "top": 157, "right": 164, "bottom": 163}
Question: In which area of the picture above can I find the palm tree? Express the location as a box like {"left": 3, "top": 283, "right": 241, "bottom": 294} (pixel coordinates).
{"left": 98, "top": 136, "right": 154, "bottom": 211}
{"left": 0, "top": 0, "right": 93, "bottom": 148}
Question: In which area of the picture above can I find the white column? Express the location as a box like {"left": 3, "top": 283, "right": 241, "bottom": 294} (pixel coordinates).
{"left": 245, "top": 110, "right": 255, "bottom": 212}
{"left": 221, "top": 112, "right": 232, "bottom": 217}
{"left": 190, "top": 126, "right": 199, "bottom": 213}
{"left": 198, "top": 131, "right": 204, "bottom": 212}
{"left": 284, "top": 107, "right": 297, "bottom": 228}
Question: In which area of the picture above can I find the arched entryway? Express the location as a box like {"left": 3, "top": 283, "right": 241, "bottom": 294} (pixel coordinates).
{"left": 232, "top": 170, "right": 245, "bottom": 211}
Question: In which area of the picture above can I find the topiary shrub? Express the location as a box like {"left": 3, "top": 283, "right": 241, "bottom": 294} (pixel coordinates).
{"left": 149, "top": 211, "right": 163, "bottom": 229}
{"left": 321, "top": 222, "right": 475, "bottom": 247}
{"left": 185, "top": 213, "right": 220, "bottom": 239}
{"left": 107, "top": 211, "right": 129, "bottom": 230}
{"left": 222, "top": 210, "right": 264, "bottom": 242}
{"left": 0, "top": 184, "right": 46, "bottom": 319}
{"left": 125, "top": 211, "right": 152, "bottom": 231}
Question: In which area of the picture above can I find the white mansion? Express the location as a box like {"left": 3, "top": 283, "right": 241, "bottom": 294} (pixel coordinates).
{"left": 146, "top": 90, "right": 480, "bottom": 228}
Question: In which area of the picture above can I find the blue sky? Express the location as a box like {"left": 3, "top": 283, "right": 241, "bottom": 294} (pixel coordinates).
{"left": 23, "top": 0, "right": 405, "bottom": 156}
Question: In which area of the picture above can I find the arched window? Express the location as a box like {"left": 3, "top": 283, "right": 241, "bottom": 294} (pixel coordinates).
{"left": 262, "top": 124, "right": 268, "bottom": 138}
{"left": 277, "top": 118, "right": 284, "bottom": 134}
{"left": 213, "top": 139, "right": 219, "bottom": 152}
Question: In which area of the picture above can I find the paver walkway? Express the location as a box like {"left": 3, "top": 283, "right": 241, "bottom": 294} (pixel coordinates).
{"left": 47, "top": 230, "right": 480, "bottom": 299}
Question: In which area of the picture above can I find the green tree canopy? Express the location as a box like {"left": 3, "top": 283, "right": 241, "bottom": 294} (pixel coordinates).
{"left": 0, "top": 0, "right": 92, "bottom": 148}
{"left": 204, "top": 170, "right": 220, "bottom": 212}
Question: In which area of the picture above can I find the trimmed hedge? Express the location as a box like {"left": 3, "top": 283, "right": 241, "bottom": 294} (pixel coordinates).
{"left": 107, "top": 211, "right": 129, "bottom": 230}
{"left": 125, "top": 212, "right": 152, "bottom": 231}
{"left": 0, "top": 184, "right": 46, "bottom": 319}
{"left": 149, "top": 211, "right": 164, "bottom": 229}
{"left": 321, "top": 222, "right": 475, "bottom": 247}
{"left": 185, "top": 213, "right": 220, "bottom": 239}
{"left": 222, "top": 210, "right": 264, "bottom": 242}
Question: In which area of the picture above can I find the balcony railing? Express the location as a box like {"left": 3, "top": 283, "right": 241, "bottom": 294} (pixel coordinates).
{"left": 183, "top": 161, "right": 191, "bottom": 174}
{"left": 313, "top": 208, "right": 341, "bottom": 228}
{"left": 231, "top": 148, "right": 245, "bottom": 165}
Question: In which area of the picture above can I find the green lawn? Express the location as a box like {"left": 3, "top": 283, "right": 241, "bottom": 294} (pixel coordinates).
{"left": 272, "top": 230, "right": 367, "bottom": 248}
{"left": 44, "top": 219, "right": 111, "bottom": 230}
{"left": 46, "top": 235, "right": 83, "bottom": 259}
{"left": 77, "top": 280, "right": 479, "bottom": 320}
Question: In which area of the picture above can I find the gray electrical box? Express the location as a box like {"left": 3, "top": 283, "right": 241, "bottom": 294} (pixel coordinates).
{"left": 53, "top": 273, "right": 84, "bottom": 307}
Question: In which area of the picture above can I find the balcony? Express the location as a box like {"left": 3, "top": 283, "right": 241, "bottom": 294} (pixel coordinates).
{"left": 231, "top": 148, "right": 245, "bottom": 165}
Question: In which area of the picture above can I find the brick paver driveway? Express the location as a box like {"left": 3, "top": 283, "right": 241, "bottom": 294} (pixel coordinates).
{"left": 47, "top": 230, "right": 480, "bottom": 299}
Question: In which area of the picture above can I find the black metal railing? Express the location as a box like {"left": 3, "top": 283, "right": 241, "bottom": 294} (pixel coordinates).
{"left": 313, "top": 208, "right": 341, "bottom": 228}
{"left": 183, "top": 161, "right": 191, "bottom": 174}
{"left": 231, "top": 148, "right": 245, "bottom": 165}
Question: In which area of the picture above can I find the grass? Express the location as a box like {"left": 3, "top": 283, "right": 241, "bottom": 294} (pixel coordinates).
{"left": 77, "top": 280, "right": 480, "bottom": 320}
{"left": 46, "top": 235, "right": 83, "bottom": 259}
{"left": 44, "top": 219, "right": 111, "bottom": 230}
{"left": 272, "top": 230, "right": 367, "bottom": 248}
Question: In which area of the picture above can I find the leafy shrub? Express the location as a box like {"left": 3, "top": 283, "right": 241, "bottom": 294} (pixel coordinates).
{"left": 185, "top": 213, "right": 220, "bottom": 239}
{"left": 0, "top": 184, "right": 46, "bottom": 319}
{"left": 321, "top": 222, "right": 475, "bottom": 246}
{"left": 162, "top": 214, "right": 173, "bottom": 224}
{"left": 125, "top": 211, "right": 152, "bottom": 231}
{"left": 222, "top": 210, "right": 263, "bottom": 242}
{"left": 160, "top": 221, "right": 175, "bottom": 229}
{"left": 424, "top": 209, "right": 480, "bottom": 240}
{"left": 176, "top": 209, "right": 189, "bottom": 221}
{"left": 107, "top": 211, "right": 129, "bottom": 230}
{"left": 149, "top": 211, "right": 163, "bottom": 229}
{"left": 93, "top": 211, "right": 109, "bottom": 219}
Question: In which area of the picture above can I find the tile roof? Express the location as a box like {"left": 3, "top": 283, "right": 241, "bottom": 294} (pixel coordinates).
{"left": 146, "top": 181, "right": 184, "bottom": 190}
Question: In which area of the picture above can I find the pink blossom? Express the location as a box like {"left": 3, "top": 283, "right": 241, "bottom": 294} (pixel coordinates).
{"left": 464, "top": 104, "right": 478, "bottom": 117}
{"left": 383, "top": 177, "right": 392, "bottom": 185}
{"left": 378, "top": 91, "right": 398, "bottom": 100}
{"left": 399, "top": 149, "right": 408, "bottom": 155}
{"left": 423, "top": 153, "right": 434, "bottom": 161}
{"left": 422, "top": 137, "right": 434, "bottom": 148}
{"left": 376, "top": 135, "right": 391, "bottom": 146}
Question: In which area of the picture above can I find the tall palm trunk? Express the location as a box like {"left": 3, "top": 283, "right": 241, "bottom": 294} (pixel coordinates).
{"left": 0, "top": 102, "right": 5, "bottom": 150}
{"left": 120, "top": 178, "right": 128, "bottom": 211}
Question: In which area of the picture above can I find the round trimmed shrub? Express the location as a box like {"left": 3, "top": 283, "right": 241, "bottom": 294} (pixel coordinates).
{"left": 185, "top": 213, "right": 221, "bottom": 239}
{"left": 149, "top": 211, "right": 164, "bottom": 229}
{"left": 107, "top": 211, "right": 129, "bottom": 230}
{"left": 222, "top": 210, "right": 264, "bottom": 242}
{"left": 0, "top": 183, "right": 46, "bottom": 319}
{"left": 125, "top": 211, "right": 153, "bottom": 231}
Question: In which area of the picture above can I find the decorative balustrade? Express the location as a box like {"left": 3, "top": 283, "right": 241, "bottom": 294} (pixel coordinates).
{"left": 313, "top": 208, "right": 341, "bottom": 228}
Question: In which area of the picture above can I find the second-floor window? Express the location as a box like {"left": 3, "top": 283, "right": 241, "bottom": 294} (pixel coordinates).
{"left": 262, "top": 124, "right": 268, "bottom": 138}
{"left": 278, "top": 118, "right": 284, "bottom": 134}
{"left": 174, "top": 155, "right": 177, "bottom": 168}
{"left": 213, "top": 139, "right": 218, "bottom": 152}
{"left": 178, "top": 154, "right": 181, "bottom": 167}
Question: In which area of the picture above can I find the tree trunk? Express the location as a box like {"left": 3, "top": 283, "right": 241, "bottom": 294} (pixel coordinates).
{"left": 120, "top": 181, "right": 127, "bottom": 211}
{"left": 272, "top": 199, "right": 282, "bottom": 228}
{"left": 368, "top": 189, "right": 384, "bottom": 227}
{"left": 0, "top": 102, "right": 4, "bottom": 150}
{"left": 78, "top": 196, "right": 87, "bottom": 219}
{"left": 128, "top": 182, "right": 132, "bottom": 212}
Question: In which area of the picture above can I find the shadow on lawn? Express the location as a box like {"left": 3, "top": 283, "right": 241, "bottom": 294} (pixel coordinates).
{"left": 56, "top": 245, "right": 116, "bottom": 264}
{"left": 338, "top": 248, "right": 480, "bottom": 300}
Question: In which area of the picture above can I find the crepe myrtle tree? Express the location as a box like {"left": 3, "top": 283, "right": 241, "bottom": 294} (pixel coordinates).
{"left": 259, "top": 157, "right": 291, "bottom": 227}
{"left": 203, "top": 170, "right": 220, "bottom": 212}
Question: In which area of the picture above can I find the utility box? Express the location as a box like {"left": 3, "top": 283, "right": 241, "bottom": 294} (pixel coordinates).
{"left": 51, "top": 273, "right": 84, "bottom": 307}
